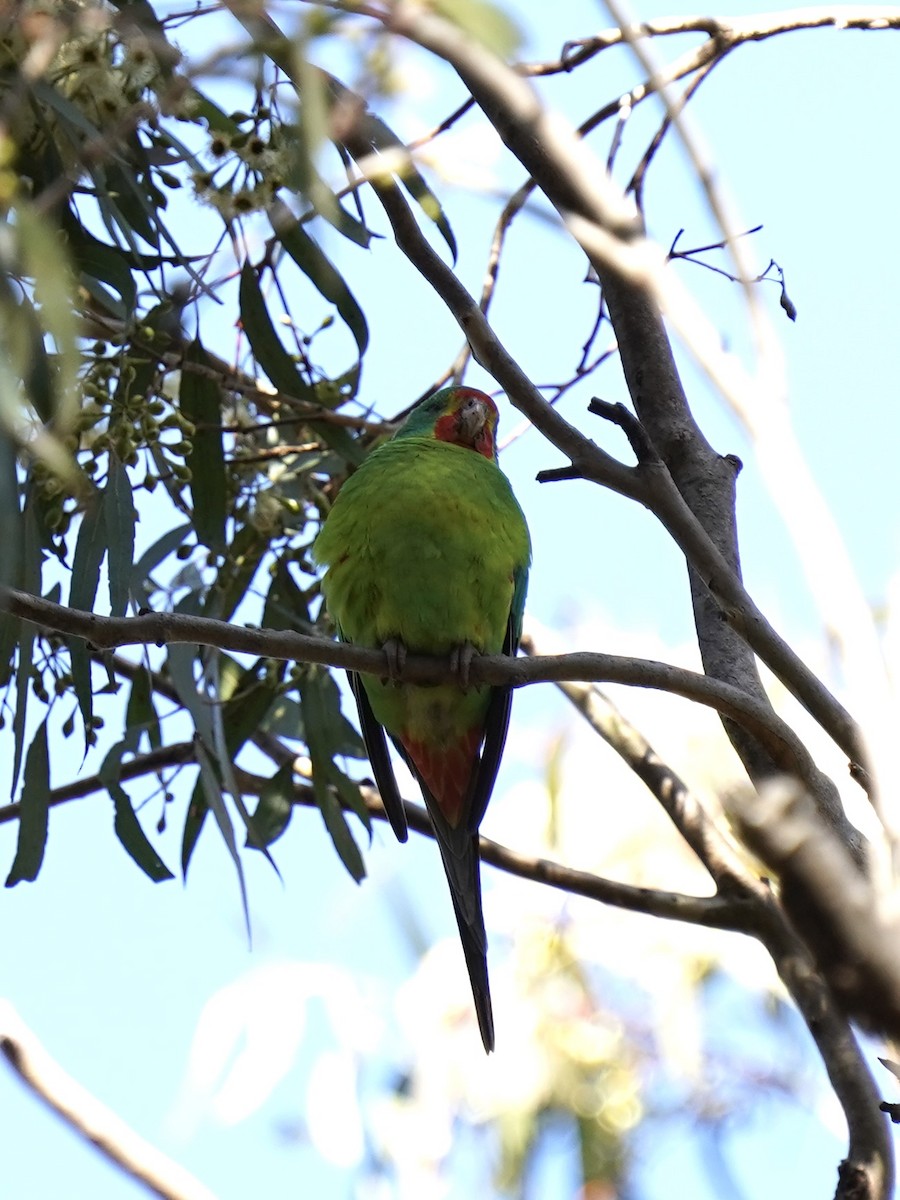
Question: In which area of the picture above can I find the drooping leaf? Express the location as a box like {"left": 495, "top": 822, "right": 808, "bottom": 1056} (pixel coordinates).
{"left": 300, "top": 665, "right": 367, "bottom": 881}
{"left": 260, "top": 695, "right": 305, "bottom": 742}
{"left": 10, "top": 503, "right": 41, "bottom": 796}
{"left": 238, "top": 262, "right": 314, "bottom": 400}
{"left": 180, "top": 340, "right": 227, "bottom": 553}
{"left": 69, "top": 492, "right": 107, "bottom": 612}
{"left": 5, "top": 719, "right": 50, "bottom": 886}
{"left": 195, "top": 739, "right": 251, "bottom": 940}
{"left": 246, "top": 763, "right": 295, "bottom": 850}
{"left": 0, "top": 430, "right": 21, "bottom": 593}
{"left": 238, "top": 263, "right": 365, "bottom": 464}
{"left": 263, "top": 555, "right": 314, "bottom": 633}
{"left": 221, "top": 659, "right": 286, "bottom": 758}
{"left": 433, "top": 0, "right": 523, "bottom": 57}
{"left": 130, "top": 520, "right": 191, "bottom": 602}
{"left": 207, "top": 657, "right": 282, "bottom": 880}
{"left": 219, "top": 5, "right": 372, "bottom": 245}
{"left": 125, "top": 667, "right": 161, "bottom": 752}
{"left": 272, "top": 207, "right": 369, "bottom": 356}
{"left": 181, "top": 774, "right": 208, "bottom": 879}
{"left": 202, "top": 522, "right": 267, "bottom": 623}
{"left": 16, "top": 204, "right": 79, "bottom": 427}
{"left": 362, "top": 110, "right": 459, "bottom": 263}
{"left": 62, "top": 211, "right": 137, "bottom": 320}
{"left": 104, "top": 452, "right": 136, "bottom": 618}
{"left": 68, "top": 494, "right": 107, "bottom": 734}
{"left": 100, "top": 745, "right": 174, "bottom": 882}
{"left": 23, "top": 318, "right": 53, "bottom": 425}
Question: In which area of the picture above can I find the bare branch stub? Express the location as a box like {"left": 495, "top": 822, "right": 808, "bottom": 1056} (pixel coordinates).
{"left": 588, "top": 396, "right": 659, "bottom": 464}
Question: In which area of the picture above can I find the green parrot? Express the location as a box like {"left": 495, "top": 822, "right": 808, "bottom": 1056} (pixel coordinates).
{"left": 313, "top": 386, "right": 531, "bottom": 1052}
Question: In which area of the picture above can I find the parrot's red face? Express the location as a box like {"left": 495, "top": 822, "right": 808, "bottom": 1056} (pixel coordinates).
{"left": 433, "top": 388, "right": 498, "bottom": 460}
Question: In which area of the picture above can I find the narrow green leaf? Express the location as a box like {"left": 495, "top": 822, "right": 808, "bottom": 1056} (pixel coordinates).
{"left": 70, "top": 493, "right": 107, "bottom": 612}
{"left": 261, "top": 695, "right": 305, "bottom": 742}
{"left": 300, "top": 666, "right": 367, "bottom": 881}
{"left": 125, "top": 668, "right": 161, "bottom": 752}
{"left": 195, "top": 739, "right": 251, "bottom": 940}
{"left": 180, "top": 341, "right": 227, "bottom": 553}
{"left": 0, "top": 615, "right": 17, "bottom": 689}
{"left": 263, "top": 556, "right": 313, "bottom": 632}
{"left": 110, "top": 779, "right": 174, "bottom": 881}
{"left": 11, "top": 627, "right": 33, "bottom": 799}
{"left": 103, "top": 160, "right": 159, "bottom": 247}
{"left": 181, "top": 774, "right": 208, "bottom": 879}
{"left": 331, "top": 766, "right": 372, "bottom": 832}
{"left": 16, "top": 204, "right": 80, "bottom": 426}
{"left": 0, "top": 435, "right": 20, "bottom": 686}
{"left": 167, "top": 641, "right": 214, "bottom": 743}
{"left": 131, "top": 520, "right": 191, "bottom": 602}
{"left": 433, "top": 0, "right": 522, "bottom": 56}
{"left": 68, "top": 496, "right": 106, "bottom": 733}
{"left": 100, "top": 737, "right": 173, "bottom": 881}
{"left": 202, "top": 522, "right": 267, "bottom": 623}
{"left": 5, "top": 719, "right": 50, "bottom": 886}
{"left": 238, "top": 263, "right": 365, "bottom": 465}
{"left": 246, "top": 763, "right": 294, "bottom": 850}
{"left": 273, "top": 210, "right": 369, "bottom": 356}
{"left": 222, "top": 660, "right": 286, "bottom": 757}
{"left": 362, "top": 111, "right": 458, "bottom": 262}
{"left": 10, "top": 504, "right": 41, "bottom": 796}
{"left": 104, "top": 452, "right": 136, "bottom": 617}
{"left": 312, "top": 774, "right": 366, "bottom": 883}
{"left": 61, "top": 211, "right": 137, "bottom": 318}
{"left": 0, "top": 430, "right": 21, "bottom": 591}
{"left": 11, "top": 291, "right": 54, "bottom": 423}
{"left": 238, "top": 262, "right": 314, "bottom": 399}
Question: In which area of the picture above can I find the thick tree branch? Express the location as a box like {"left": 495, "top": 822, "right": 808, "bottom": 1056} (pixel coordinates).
{"left": 522, "top": 628, "right": 753, "bottom": 889}
{"left": 342, "top": 10, "right": 868, "bottom": 863}
{"left": 733, "top": 779, "right": 900, "bottom": 1040}
{"left": 0, "top": 585, "right": 846, "bottom": 797}
{"left": 366, "top": 168, "right": 866, "bottom": 848}
{"left": 0, "top": 1000, "right": 219, "bottom": 1200}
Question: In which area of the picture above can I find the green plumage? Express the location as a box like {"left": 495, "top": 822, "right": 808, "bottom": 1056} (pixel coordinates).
{"left": 313, "top": 386, "right": 531, "bottom": 1051}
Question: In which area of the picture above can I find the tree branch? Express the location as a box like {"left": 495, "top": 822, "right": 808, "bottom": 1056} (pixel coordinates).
{"left": 0, "top": 1000, "right": 219, "bottom": 1200}
{"left": 0, "top": 586, "right": 848, "bottom": 798}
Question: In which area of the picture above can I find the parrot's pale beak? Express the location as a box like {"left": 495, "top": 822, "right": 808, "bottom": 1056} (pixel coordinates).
{"left": 456, "top": 395, "right": 489, "bottom": 444}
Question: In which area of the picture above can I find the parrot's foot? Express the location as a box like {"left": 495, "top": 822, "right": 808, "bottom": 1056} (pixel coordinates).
{"left": 449, "top": 641, "right": 478, "bottom": 690}
{"left": 382, "top": 637, "right": 407, "bottom": 683}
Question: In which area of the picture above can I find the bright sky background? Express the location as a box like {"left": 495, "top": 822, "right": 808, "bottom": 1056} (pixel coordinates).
{"left": 2, "top": 2, "right": 899, "bottom": 1198}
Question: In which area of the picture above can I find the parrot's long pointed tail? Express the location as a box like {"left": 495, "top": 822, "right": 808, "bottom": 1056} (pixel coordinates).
{"left": 399, "top": 730, "right": 495, "bottom": 1050}
{"left": 447, "top": 867, "right": 494, "bottom": 1053}
{"left": 434, "top": 826, "right": 494, "bottom": 1053}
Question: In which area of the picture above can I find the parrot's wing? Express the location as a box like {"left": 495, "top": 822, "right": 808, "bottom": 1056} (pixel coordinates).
{"left": 467, "top": 561, "right": 527, "bottom": 834}
{"left": 468, "top": 685, "right": 512, "bottom": 835}
{"left": 348, "top": 671, "right": 409, "bottom": 843}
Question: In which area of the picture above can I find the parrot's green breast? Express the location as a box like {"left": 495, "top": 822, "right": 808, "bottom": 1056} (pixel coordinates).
{"left": 315, "top": 436, "right": 528, "bottom": 654}
{"left": 313, "top": 434, "right": 529, "bottom": 745}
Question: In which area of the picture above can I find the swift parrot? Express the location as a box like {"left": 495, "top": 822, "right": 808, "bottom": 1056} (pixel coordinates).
{"left": 313, "top": 386, "right": 531, "bottom": 1052}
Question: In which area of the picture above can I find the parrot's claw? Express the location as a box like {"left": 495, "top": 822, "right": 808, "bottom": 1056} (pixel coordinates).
{"left": 382, "top": 637, "right": 407, "bottom": 683}
{"left": 450, "top": 641, "right": 478, "bottom": 691}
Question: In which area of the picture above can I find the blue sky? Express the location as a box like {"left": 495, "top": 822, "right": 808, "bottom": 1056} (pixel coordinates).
{"left": 2, "top": 2, "right": 899, "bottom": 1197}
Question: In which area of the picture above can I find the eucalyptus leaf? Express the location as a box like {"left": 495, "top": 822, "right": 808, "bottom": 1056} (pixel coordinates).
{"left": 104, "top": 452, "right": 136, "bottom": 618}
{"left": 246, "top": 763, "right": 295, "bottom": 850}
{"left": 272, "top": 207, "right": 369, "bottom": 357}
{"left": 5, "top": 719, "right": 50, "bottom": 886}
{"left": 180, "top": 340, "right": 227, "bottom": 553}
